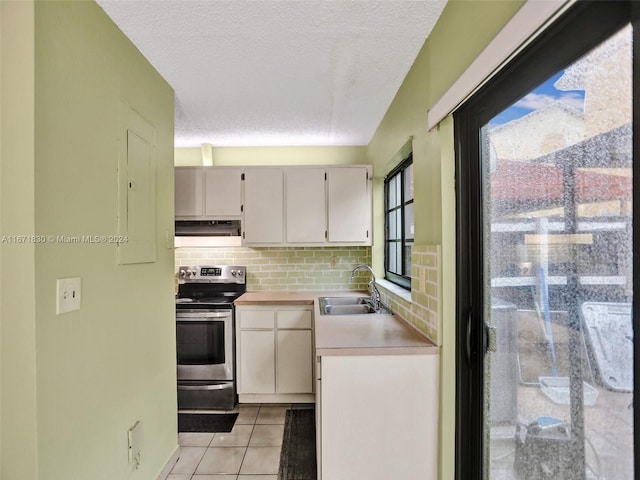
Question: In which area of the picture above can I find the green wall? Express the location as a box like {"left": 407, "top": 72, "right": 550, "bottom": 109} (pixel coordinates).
{"left": 365, "top": 1, "right": 524, "bottom": 479}
{"left": 2, "top": 1, "right": 177, "bottom": 479}
{"left": 1, "top": 2, "right": 38, "bottom": 478}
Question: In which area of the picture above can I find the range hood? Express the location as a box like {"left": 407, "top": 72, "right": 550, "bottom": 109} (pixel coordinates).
{"left": 175, "top": 220, "right": 241, "bottom": 237}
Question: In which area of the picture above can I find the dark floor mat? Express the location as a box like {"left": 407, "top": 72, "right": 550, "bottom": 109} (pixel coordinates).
{"left": 278, "top": 408, "right": 317, "bottom": 480}
{"left": 177, "top": 413, "right": 238, "bottom": 433}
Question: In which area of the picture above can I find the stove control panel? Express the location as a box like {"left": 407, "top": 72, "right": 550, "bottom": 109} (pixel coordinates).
{"left": 178, "top": 265, "right": 246, "bottom": 284}
{"left": 201, "top": 267, "right": 222, "bottom": 276}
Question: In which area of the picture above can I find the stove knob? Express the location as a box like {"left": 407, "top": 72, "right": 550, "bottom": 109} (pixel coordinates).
{"left": 179, "top": 270, "right": 186, "bottom": 278}
{"left": 231, "top": 270, "right": 237, "bottom": 276}
{"left": 237, "top": 270, "right": 244, "bottom": 276}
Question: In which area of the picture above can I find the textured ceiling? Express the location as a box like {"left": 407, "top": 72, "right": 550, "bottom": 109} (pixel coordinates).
{"left": 96, "top": 0, "right": 447, "bottom": 147}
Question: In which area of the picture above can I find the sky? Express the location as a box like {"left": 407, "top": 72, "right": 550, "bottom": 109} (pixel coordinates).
{"left": 489, "top": 71, "right": 585, "bottom": 127}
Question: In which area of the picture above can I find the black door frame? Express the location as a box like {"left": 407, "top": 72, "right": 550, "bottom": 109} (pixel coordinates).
{"left": 454, "top": 2, "right": 640, "bottom": 478}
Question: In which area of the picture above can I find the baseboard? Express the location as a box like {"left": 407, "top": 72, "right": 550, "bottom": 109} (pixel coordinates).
{"left": 156, "top": 445, "right": 180, "bottom": 480}
{"left": 238, "top": 393, "right": 315, "bottom": 404}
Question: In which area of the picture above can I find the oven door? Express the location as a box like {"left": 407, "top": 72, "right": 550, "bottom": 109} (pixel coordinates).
{"left": 176, "top": 309, "right": 233, "bottom": 381}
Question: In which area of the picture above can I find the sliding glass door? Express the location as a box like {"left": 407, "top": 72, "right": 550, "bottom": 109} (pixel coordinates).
{"left": 455, "top": 2, "right": 638, "bottom": 479}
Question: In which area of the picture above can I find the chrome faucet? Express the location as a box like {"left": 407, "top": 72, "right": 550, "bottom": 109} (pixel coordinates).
{"left": 350, "top": 264, "right": 382, "bottom": 311}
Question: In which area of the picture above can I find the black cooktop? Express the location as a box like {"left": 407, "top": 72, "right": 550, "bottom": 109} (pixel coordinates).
{"left": 175, "top": 295, "right": 239, "bottom": 305}
{"left": 176, "top": 285, "right": 245, "bottom": 309}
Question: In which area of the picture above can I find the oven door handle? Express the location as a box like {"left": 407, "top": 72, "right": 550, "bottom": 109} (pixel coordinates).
{"left": 176, "top": 311, "right": 231, "bottom": 321}
{"left": 177, "top": 383, "right": 232, "bottom": 391}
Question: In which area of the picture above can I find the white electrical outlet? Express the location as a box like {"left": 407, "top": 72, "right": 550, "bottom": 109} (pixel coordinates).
{"left": 56, "top": 277, "right": 81, "bottom": 314}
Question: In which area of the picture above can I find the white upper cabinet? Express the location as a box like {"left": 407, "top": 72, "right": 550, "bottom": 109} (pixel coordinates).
{"left": 242, "top": 167, "right": 284, "bottom": 244}
{"left": 286, "top": 168, "right": 327, "bottom": 243}
{"left": 175, "top": 167, "right": 203, "bottom": 218}
{"left": 282, "top": 165, "right": 372, "bottom": 246}
{"left": 175, "top": 165, "right": 372, "bottom": 245}
{"left": 327, "top": 166, "right": 371, "bottom": 243}
{"left": 175, "top": 166, "right": 242, "bottom": 219}
{"left": 203, "top": 167, "right": 242, "bottom": 217}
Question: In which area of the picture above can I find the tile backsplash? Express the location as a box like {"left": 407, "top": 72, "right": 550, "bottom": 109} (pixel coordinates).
{"left": 377, "top": 245, "right": 441, "bottom": 344}
{"left": 175, "top": 244, "right": 440, "bottom": 345}
{"left": 175, "top": 246, "right": 372, "bottom": 291}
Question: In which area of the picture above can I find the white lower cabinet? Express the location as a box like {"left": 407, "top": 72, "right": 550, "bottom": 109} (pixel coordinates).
{"left": 277, "top": 329, "right": 313, "bottom": 393}
{"left": 239, "top": 329, "right": 275, "bottom": 394}
{"left": 236, "top": 305, "right": 314, "bottom": 403}
{"left": 317, "top": 353, "right": 439, "bottom": 480}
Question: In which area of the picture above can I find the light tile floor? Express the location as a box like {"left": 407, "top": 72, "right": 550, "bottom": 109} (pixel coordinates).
{"left": 166, "top": 404, "right": 291, "bottom": 480}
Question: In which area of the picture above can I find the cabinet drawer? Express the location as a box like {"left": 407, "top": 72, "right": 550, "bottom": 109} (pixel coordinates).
{"left": 239, "top": 310, "right": 276, "bottom": 329}
{"left": 277, "top": 310, "right": 312, "bottom": 329}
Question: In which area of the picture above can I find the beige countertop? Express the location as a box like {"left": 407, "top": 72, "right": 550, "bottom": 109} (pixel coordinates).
{"left": 234, "top": 290, "right": 318, "bottom": 305}
{"left": 234, "top": 291, "right": 438, "bottom": 356}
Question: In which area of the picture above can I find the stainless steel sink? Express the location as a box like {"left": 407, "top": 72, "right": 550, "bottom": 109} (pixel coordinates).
{"left": 319, "top": 296, "right": 369, "bottom": 306}
{"left": 318, "top": 296, "right": 391, "bottom": 315}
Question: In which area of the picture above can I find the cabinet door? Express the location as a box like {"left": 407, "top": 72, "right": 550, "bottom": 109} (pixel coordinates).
{"left": 277, "top": 329, "right": 313, "bottom": 394}
{"left": 238, "top": 330, "right": 275, "bottom": 394}
{"left": 286, "top": 168, "right": 326, "bottom": 243}
{"left": 327, "top": 167, "right": 371, "bottom": 243}
{"left": 320, "top": 355, "right": 438, "bottom": 479}
{"left": 203, "top": 168, "right": 242, "bottom": 217}
{"left": 243, "top": 168, "right": 284, "bottom": 244}
{"left": 175, "top": 167, "right": 203, "bottom": 217}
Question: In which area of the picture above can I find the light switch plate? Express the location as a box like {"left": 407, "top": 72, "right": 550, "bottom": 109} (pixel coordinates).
{"left": 56, "top": 277, "right": 81, "bottom": 314}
